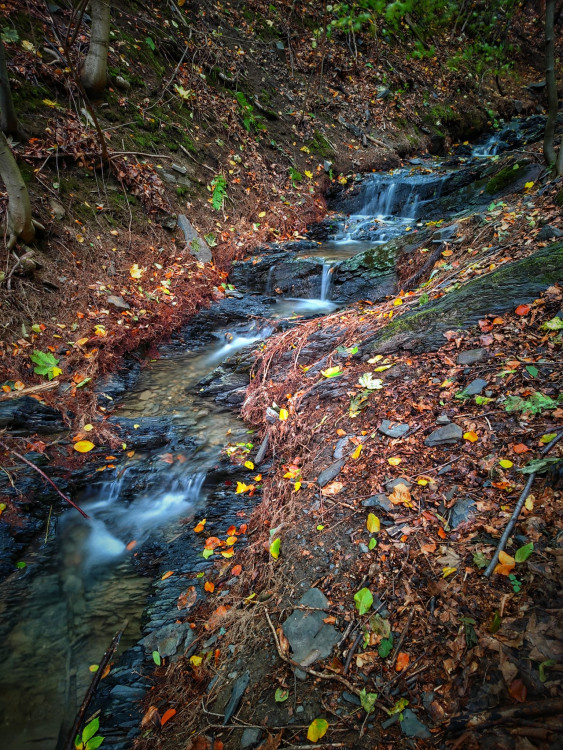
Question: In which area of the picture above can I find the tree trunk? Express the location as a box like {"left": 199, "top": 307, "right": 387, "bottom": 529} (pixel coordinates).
{"left": 543, "top": 0, "right": 559, "bottom": 171}
{"left": 0, "top": 38, "right": 24, "bottom": 138}
{"left": 0, "top": 130, "right": 34, "bottom": 248}
{"left": 81, "top": 0, "right": 111, "bottom": 96}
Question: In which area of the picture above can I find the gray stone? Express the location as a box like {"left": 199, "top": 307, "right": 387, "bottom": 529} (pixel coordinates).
{"left": 436, "top": 414, "right": 450, "bottom": 425}
{"left": 400, "top": 709, "right": 431, "bottom": 739}
{"left": 114, "top": 75, "right": 131, "bottom": 91}
{"left": 107, "top": 295, "right": 130, "bottom": 311}
{"left": 334, "top": 436, "right": 351, "bottom": 459}
{"left": 341, "top": 691, "right": 361, "bottom": 706}
{"left": 450, "top": 497, "right": 476, "bottom": 528}
{"left": 424, "top": 423, "right": 463, "bottom": 447}
{"left": 362, "top": 493, "right": 392, "bottom": 512}
{"left": 282, "top": 589, "right": 339, "bottom": 677}
{"left": 317, "top": 458, "right": 346, "bottom": 487}
{"left": 537, "top": 225, "right": 562, "bottom": 241}
{"left": 177, "top": 214, "right": 212, "bottom": 263}
{"left": 378, "top": 420, "right": 409, "bottom": 439}
{"left": 48, "top": 198, "right": 65, "bottom": 220}
{"left": 385, "top": 477, "right": 412, "bottom": 492}
{"left": 376, "top": 86, "right": 390, "bottom": 99}
{"left": 223, "top": 671, "right": 250, "bottom": 725}
{"left": 463, "top": 378, "right": 488, "bottom": 396}
{"left": 110, "top": 684, "right": 146, "bottom": 701}
{"left": 160, "top": 214, "right": 177, "bottom": 230}
{"left": 241, "top": 728, "right": 262, "bottom": 748}
{"left": 140, "top": 622, "right": 194, "bottom": 659}
{"left": 457, "top": 348, "right": 485, "bottom": 366}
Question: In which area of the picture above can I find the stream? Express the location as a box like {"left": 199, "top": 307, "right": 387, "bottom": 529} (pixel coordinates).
{"left": 0, "top": 117, "right": 543, "bottom": 749}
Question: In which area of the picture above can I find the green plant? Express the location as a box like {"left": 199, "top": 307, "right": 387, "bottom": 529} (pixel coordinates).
{"left": 504, "top": 391, "right": 562, "bottom": 415}
{"left": 508, "top": 573, "right": 521, "bottom": 593}
{"left": 233, "top": 91, "right": 266, "bottom": 133}
{"left": 354, "top": 587, "right": 373, "bottom": 616}
{"left": 289, "top": 167, "right": 302, "bottom": 187}
{"left": 1, "top": 27, "right": 19, "bottom": 43}
{"left": 31, "top": 350, "right": 62, "bottom": 380}
{"left": 74, "top": 717, "right": 104, "bottom": 750}
{"left": 209, "top": 175, "right": 227, "bottom": 211}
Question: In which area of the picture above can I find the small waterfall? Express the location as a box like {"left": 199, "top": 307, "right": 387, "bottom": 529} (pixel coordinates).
{"left": 321, "top": 262, "right": 333, "bottom": 301}
{"left": 265, "top": 265, "right": 275, "bottom": 294}
{"left": 382, "top": 182, "right": 396, "bottom": 215}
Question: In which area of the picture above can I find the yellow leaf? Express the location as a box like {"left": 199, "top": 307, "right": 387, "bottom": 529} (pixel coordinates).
{"left": 294, "top": 481, "right": 301, "bottom": 491}
{"left": 190, "top": 655, "right": 202, "bottom": 667}
{"left": 366, "top": 513, "right": 380, "bottom": 533}
{"left": 42, "top": 98, "right": 59, "bottom": 107}
{"left": 221, "top": 548, "right": 234, "bottom": 558}
{"left": 387, "top": 456, "right": 401, "bottom": 466}
{"left": 442, "top": 566, "right": 457, "bottom": 578}
{"left": 524, "top": 181, "right": 534, "bottom": 189}
{"left": 244, "top": 460, "right": 255, "bottom": 470}
{"left": 463, "top": 431, "right": 479, "bottom": 442}
{"left": 499, "top": 459, "right": 513, "bottom": 469}
{"left": 258, "top": 211, "right": 266, "bottom": 218}
{"left": 393, "top": 298, "right": 403, "bottom": 306}
{"left": 130, "top": 263, "right": 143, "bottom": 279}
{"left": 83, "top": 424, "right": 93, "bottom": 432}
{"left": 279, "top": 408, "right": 289, "bottom": 421}
{"left": 417, "top": 479, "right": 428, "bottom": 486}
{"left": 307, "top": 718, "right": 329, "bottom": 742}
{"left": 498, "top": 550, "right": 515, "bottom": 566}
{"left": 525, "top": 496, "right": 534, "bottom": 511}
{"left": 351, "top": 444, "right": 362, "bottom": 459}
{"left": 236, "top": 482, "right": 253, "bottom": 494}
{"left": 304, "top": 170, "right": 313, "bottom": 179}
{"left": 22, "top": 40, "right": 36, "bottom": 52}
{"left": 253, "top": 474, "right": 262, "bottom": 481}
{"left": 74, "top": 440, "right": 95, "bottom": 453}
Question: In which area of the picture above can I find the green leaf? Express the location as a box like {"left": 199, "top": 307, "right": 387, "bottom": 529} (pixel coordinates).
{"left": 542, "top": 317, "right": 563, "bottom": 331}
{"left": 321, "top": 366, "right": 343, "bottom": 378}
{"left": 525, "top": 365, "right": 538, "bottom": 378}
{"left": 275, "top": 688, "right": 289, "bottom": 702}
{"left": 514, "top": 542, "right": 534, "bottom": 563}
{"left": 307, "top": 718, "right": 328, "bottom": 742}
{"left": 76, "top": 377, "right": 91, "bottom": 388}
{"left": 539, "top": 659, "right": 556, "bottom": 682}
{"left": 489, "top": 611, "right": 502, "bottom": 634}
{"left": 202, "top": 548, "right": 214, "bottom": 559}
{"left": 389, "top": 697, "right": 409, "bottom": 715}
{"left": 152, "top": 650, "right": 161, "bottom": 666}
{"left": 378, "top": 635, "right": 394, "bottom": 658}
{"left": 475, "top": 395, "right": 494, "bottom": 405}
{"left": 1, "top": 27, "right": 19, "bottom": 43}
{"left": 82, "top": 718, "right": 99, "bottom": 745}
{"left": 473, "top": 552, "right": 488, "bottom": 569}
{"left": 368, "top": 537, "right": 377, "bottom": 550}
{"left": 540, "top": 433, "right": 557, "bottom": 444}
{"left": 354, "top": 587, "right": 373, "bottom": 616}
{"left": 270, "top": 537, "right": 281, "bottom": 559}
{"left": 359, "top": 688, "right": 378, "bottom": 714}
{"left": 145, "top": 36, "right": 156, "bottom": 51}
{"left": 15, "top": 561, "right": 26, "bottom": 569}
{"left": 85, "top": 737, "right": 104, "bottom": 750}
{"left": 519, "top": 457, "right": 560, "bottom": 475}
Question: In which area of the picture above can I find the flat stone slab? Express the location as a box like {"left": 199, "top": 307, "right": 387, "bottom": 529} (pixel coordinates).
{"left": 140, "top": 622, "right": 194, "bottom": 659}
{"left": 378, "top": 420, "right": 409, "bottom": 439}
{"left": 178, "top": 214, "right": 212, "bottom": 263}
{"left": 282, "top": 588, "right": 339, "bottom": 674}
{"left": 317, "top": 458, "right": 346, "bottom": 487}
{"left": 424, "top": 423, "right": 463, "bottom": 447}
{"left": 362, "top": 493, "right": 393, "bottom": 512}
{"left": 450, "top": 497, "right": 477, "bottom": 528}
{"left": 385, "top": 477, "right": 412, "bottom": 492}
{"left": 400, "top": 709, "right": 431, "bottom": 739}
{"left": 463, "top": 378, "right": 488, "bottom": 396}
{"left": 457, "top": 348, "right": 485, "bottom": 366}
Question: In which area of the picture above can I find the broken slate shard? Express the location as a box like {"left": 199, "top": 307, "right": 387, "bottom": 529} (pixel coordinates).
{"left": 177, "top": 214, "right": 212, "bottom": 263}
{"left": 424, "top": 423, "right": 463, "bottom": 447}
{"left": 317, "top": 458, "right": 346, "bottom": 487}
{"left": 140, "top": 622, "right": 194, "bottom": 659}
{"left": 400, "top": 709, "right": 431, "bottom": 739}
{"left": 378, "top": 420, "right": 409, "bottom": 439}
{"left": 457, "top": 348, "right": 485, "bottom": 366}
{"left": 462, "top": 378, "right": 488, "bottom": 396}
{"left": 223, "top": 671, "right": 250, "bottom": 725}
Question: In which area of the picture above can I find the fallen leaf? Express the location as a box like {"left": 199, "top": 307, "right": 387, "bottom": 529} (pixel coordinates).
{"left": 193, "top": 519, "right": 207, "bottom": 533}
{"left": 321, "top": 481, "right": 343, "bottom": 495}
{"left": 177, "top": 586, "right": 197, "bottom": 610}
{"left": 395, "top": 652, "right": 409, "bottom": 671}
{"left": 509, "top": 678, "right": 527, "bottom": 702}
{"left": 204, "top": 581, "right": 215, "bottom": 593}
{"left": 73, "top": 440, "right": 95, "bottom": 453}
{"left": 141, "top": 705, "right": 160, "bottom": 728}
{"left": 515, "top": 304, "right": 530, "bottom": 316}
{"left": 387, "top": 456, "right": 402, "bottom": 466}
{"left": 160, "top": 708, "right": 176, "bottom": 726}
{"left": 463, "top": 431, "right": 479, "bottom": 442}
{"left": 126, "top": 540, "right": 137, "bottom": 551}
{"left": 232, "top": 564, "right": 242, "bottom": 576}
{"left": 351, "top": 444, "right": 362, "bottom": 460}
{"left": 366, "top": 513, "right": 380, "bottom": 533}
{"left": 307, "top": 718, "right": 329, "bottom": 742}
{"left": 161, "top": 570, "right": 174, "bottom": 580}
{"left": 513, "top": 443, "right": 530, "bottom": 454}
{"left": 388, "top": 482, "right": 412, "bottom": 507}
{"left": 279, "top": 408, "right": 288, "bottom": 421}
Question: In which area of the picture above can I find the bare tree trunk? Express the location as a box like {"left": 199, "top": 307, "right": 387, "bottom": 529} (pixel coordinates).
{"left": 81, "top": 0, "right": 111, "bottom": 96}
{"left": 0, "top": 38, "right": 25, "bottom": 139}
{"left": 0, "top": 130, "right": 34, "bottom": 248}
{"left": 543, "top": 0, "right": 559, "bottom": 171}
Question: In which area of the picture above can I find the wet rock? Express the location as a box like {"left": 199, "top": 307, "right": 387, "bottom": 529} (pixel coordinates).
{"left": 537, "top": 225, "right": 562, "bottom": 241}
{"left": 331, "top": 246, "right": 397, "bottom": 303}
{"left": 107, "top": 295, "right": 130, "bottom": 311}
{"left": 424, "top": 423, "right": 463, "bottom": 447}
{"left": 223, "top": 671, "right": 250, "bottom": 725}
{"left": 450, "top": 497, "right": 476, "bottom": 528}
{"left": 95, "top": 360, "right": 141, "bottom": 404}
{"left": 140, "top": 621, "right": 194, "bottom": 659}
{"left": 341, "top": 691, "right": 362, "bottom": 706}
{"left": 462, "top": 378, "right": 488, "bottom": 396}
{"left": 108, "top": 416, "right": 174, "bottom": 449}
{"left": 0, "top": 396, "right": 65, "bottom": 435}
{"left": 457, "top": 348, "right": 485, "bottom": 366}
{"left": 177, "top": 214, "right": 212, "bottom": 263}
{"left": 241, "top": 728, "right": 262, "bottom": 748}
{"left": 362, "top": 493, "right": 393, "bottom": 512}
{"left": 378, "top": 420, "right": 409, "bottom": 439}
{"left": 400, "top": 709, "right": 431, "bottom": 739}
{"left": 282, "top": 588, "right": 339, "bottom": 678}
{"left": 230, "top": 253, "right": 324, "bottom": 298}
{"left": 110, "top": 684, "right": 146, "bottom": 701}
{"left": 333, "top": 436, "right": 351, "bottom": 459}
{"left": 317, "top": 458, "right": 346, "bottom": 487}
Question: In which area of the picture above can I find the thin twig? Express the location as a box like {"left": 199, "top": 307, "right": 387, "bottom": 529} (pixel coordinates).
{"left": 0, "top": 439, "right": 89, "bottom": 518}
{"left": 389, "top": 609, "right": 415, "bottom": 666}
{"left": 484, "top": 430, "right": 563, "bottom": 577}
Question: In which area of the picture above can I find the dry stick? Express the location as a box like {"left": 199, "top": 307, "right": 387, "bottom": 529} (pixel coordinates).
{"left": 448, "top": 698, "right": 563, "bottom": 734}
{"left": 64, "top": 621, "right": 128, "bottom": 750}
{"left": 389, "top": 609, "right": 415, "bottom": 666}
{"left": 0, "top": 439, "right": 89, "bottom": 519}
{"left": 484, "top": 430, "right": 563, "bottom": 578}
{"left": 0, "top": 380, "right": 60, "bottom": 400}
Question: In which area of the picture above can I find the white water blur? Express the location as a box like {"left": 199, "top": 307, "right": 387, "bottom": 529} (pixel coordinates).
{"left": 320, "top": 262, "right": 333, "bottom": 301}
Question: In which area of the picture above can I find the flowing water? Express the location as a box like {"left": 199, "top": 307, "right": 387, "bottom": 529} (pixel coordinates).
{"left": 0, "top": 125, "right": 533, "bottom": 748}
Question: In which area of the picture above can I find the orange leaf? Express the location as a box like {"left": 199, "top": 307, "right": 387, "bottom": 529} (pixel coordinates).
{"left": 509, "top": 678, "right": 527, "bottom": 703}
{"left": 336, "top": 428, "right": 346, "bottom": 436}
{"left": 160, "top": 708, "right": 176, "bottom": 726}
{"left": 161, "top": 570, "right": 174, "bottom": 580}
{"left": 204, "top": 581, "right": 215, "bottom": 593}
{"left": 396, "top": 652, "right": 409, "bottom": 671}
{"left": 498, "top": 550, "right": 515, "bottom": 566}
{"left": 225, "top": 535, "right": 237, "bottom": 546}
{"left": 205, "top": 536, "right": 222, "bottom": 549}
{"left": 463, "top": 431, "right": 479, "bottom": 442}
{"left": 126, "top": 540, "right": 137, "bottom": 551}
{"left": 420, "top": 542, "right": 437, "bottom": 553}
{"left": 177, "top": 586, "right": 197, "bottom": 610}
{"left": 227, "top": 525, "right": 237, "bottom": 536}
{"left": 494, "top": 563, "right": 515, "bottom": 576}
{"left": 73, "top": 440, "right": 95, "bottom": 453}
{"left": 231, "top": 564, "right": 242, "bottom": 576}
{"left": 515, "top": 304, "right": 530, "bottom": 316}
{"left": 221, "top": 548, "right": 234, "bottom": 558}
{"left": 238, "top": 523, "right": 248, "bottom": 534}
{"left": 438, "top": 527, "right": 447, "bottom": 539}
{"left": 513, "top": 443, "right": 530, "bottom": 454}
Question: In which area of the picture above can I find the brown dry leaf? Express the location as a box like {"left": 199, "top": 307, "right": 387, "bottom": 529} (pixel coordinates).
{"left": 141, "top": 705, "right": 160, "bottom": 728}
{"left": 509, "top": 678, "right": 527, "bottom": 703}
{"left": 177, "top": 586, "right": 197, "bottom": 610}
{"left": 321, "top": 481, "right": 344, "bottom": 496}
{"left": 206, "top": 605, "right": 230, "bottom": 630}
{"left": 277, "top": 627, "right": 290, "bottom": 657}
{"left": 388, "top": 482, "right": 411, "bottom": 505}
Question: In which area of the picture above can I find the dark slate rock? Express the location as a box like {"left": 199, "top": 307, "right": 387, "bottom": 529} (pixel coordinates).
{"left": 140, "top": 622, "right": 194, "bottom": 659}
{"left": 436, "top": 414, "right": 450, "bottom": 424}
{"left": 537, "top": 225, "right": 562, "bottom": 241}
{"left": 400, "top": 709, "right": 431, "bottom": 739}
{"left": 110, "top": 685, "right": 146, "bottom": 701}
{"left": 378, "top": 420, "right": 409, "bottom": 439}
{"left": 463, "top": 378, "right": 488, "bottom": 396}
{"left": 223, "top": 671, "right": 250, "bottom": 725}
{"left": 317, "top": 458, "right": 346, "bottom": 487}
{"left": 241, "top": 728, "right": 262, "bottom": 748}
{"left": 457, "top": 348, "right": 486, "bottom": 366}
{"left": 282, "top": 588, "right": 339, "bottom": 675}
{"left": 341, "top": 691, "right": 362, "bottom": 706}
{"left": 333, "top": 436, "right": 351, "bottom": 459}
{"left": 424, "top": 423, "right": 463, "bottom": 447}
{"left": 0, "top": 396, "right": 65, "bottom": 435}
{"left": 362, "top": 493, "right": 392, "bottom": 512}
{"left": 450, "top": 497, "right": 477, "bottom": 528}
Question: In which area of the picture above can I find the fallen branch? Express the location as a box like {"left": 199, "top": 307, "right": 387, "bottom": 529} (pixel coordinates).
{"left": 0, "top": 380, "right": 59, "bottom": 400}
{"left": 448, "top": 697, "right": 563, "bottom": 734}
{"left": 484, "top": 430, "right": 563, "bottom": 577}
{"left": 0, "top": 439, "right": 89, "bottom": 518}
{"left": 63, "top": 620, "right": 128, "bottom": 750}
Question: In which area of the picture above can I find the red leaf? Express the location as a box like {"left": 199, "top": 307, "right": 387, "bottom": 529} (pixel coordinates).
{"left": 161, "top": 708, "right": 177, "bottom": 726}
{"left": 515, "top": 304, "right": 530, "bottom": 316}
{"left": 509, "top": 678, "right": 527, "bottom": 703}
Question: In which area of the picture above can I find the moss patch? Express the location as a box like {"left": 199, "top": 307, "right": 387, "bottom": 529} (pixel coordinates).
{"left": 485, "top": 162, "right": 525, "bottom": 194}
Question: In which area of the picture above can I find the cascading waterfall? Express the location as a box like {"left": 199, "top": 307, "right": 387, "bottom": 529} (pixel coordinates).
{"left": 320, "top": 262, "right": 333, "bottom": 301}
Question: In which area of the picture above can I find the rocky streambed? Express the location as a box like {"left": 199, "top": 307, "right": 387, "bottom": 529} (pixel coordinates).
{"left": 0, "top": 114, "right": 560, "bottom": 750}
